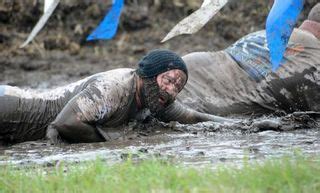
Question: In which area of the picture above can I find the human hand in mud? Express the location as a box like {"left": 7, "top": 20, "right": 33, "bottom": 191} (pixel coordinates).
{"left": 249, "top": 112, "right": 319, "bottom": 132}
{"left": 46, "top": 124, "right": 62, "bottom": 145}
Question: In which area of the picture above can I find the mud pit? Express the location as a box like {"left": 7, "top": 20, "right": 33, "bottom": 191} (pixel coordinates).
{"left": 0, "top": 128, "right": 319, "bottom": 168}
{"left": 1, "top": 115, "right": 319, "bottom": 167}
{"left": 0, "top": 1, "right": 320, "bottom": 167}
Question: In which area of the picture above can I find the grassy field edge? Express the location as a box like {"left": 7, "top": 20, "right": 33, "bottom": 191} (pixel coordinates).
{"left": 0, "top": 155, "right": 320, "bottom": 193}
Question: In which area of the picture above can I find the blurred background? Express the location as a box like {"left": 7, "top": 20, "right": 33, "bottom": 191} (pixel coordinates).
{"left": 0, "top": 0, "right": 318, "bottom": 88}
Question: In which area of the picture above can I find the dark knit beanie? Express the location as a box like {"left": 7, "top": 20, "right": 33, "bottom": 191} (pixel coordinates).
{"left": 136, "top": 49, "right": 188, "bottom": 79}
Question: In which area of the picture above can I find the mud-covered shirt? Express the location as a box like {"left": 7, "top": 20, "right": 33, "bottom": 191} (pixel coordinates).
{"left": 178, "top": 28, "right": 320, "bottom": 116}
{"left": 0, "top": 69, "right": 138, "bottom": 143}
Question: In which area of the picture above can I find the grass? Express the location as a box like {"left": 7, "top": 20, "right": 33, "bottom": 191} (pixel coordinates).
{"left": 0, "top": 156, "right": 320, "bottom": 193}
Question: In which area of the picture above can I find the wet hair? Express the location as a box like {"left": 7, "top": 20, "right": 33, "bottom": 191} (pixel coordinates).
{"left": 308, "top": 3, "right": 320, "bottom": 23}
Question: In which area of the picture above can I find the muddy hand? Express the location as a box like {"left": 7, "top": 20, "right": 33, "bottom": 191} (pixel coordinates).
{"left": 252, "top": 119, "right": 280, "bottom": 131}
{"left": 249, "top": 112, "right": 318, "bottom": 131}
{"left": 292, "top": 111, "right": 320, "bottom": 120}
{"left": 46, "top": 124, "right": 62, "bottom": 145}
{"left": 96, "top": 126, "right": 124, "bottom": 141}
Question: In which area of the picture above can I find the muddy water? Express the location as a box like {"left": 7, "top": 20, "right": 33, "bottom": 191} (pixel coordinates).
{"left": 0, "top": 121, "right": 319, "bottom": 168}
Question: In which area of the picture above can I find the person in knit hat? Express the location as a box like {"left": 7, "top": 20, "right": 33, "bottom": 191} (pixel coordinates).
{"left": 135, "top": 49, "right": 188, "bottom": 115}
{"left": 0, "top": 49, "right": 230, "bottom": 145}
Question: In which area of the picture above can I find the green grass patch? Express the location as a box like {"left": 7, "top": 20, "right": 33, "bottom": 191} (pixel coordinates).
{"left": 0, "top": 156, "right": 320, "bottom": 193}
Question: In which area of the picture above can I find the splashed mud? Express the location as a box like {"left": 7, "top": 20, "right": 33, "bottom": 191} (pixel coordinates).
{"left": 1, "top": 114, "right": 319, "bottom": 168}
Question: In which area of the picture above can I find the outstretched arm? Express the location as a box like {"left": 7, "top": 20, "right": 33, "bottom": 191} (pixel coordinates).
{"left": 158, "top": 101, "right": 236, "bottom": 124}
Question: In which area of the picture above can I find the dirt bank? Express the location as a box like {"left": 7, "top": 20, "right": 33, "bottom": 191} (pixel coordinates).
{"left": 0, "top": 0, "right": 318, "bottom": 87}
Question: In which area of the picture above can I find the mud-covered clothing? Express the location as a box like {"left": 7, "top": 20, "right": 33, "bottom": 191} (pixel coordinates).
{"left": 175, "top": 28, "right": 320, "bottom": 116}
{"left": 0, "top": 69, "right": 141, "bottom": 143}
{"left": 0, "top": 68, "right": 221, "bottom": 144}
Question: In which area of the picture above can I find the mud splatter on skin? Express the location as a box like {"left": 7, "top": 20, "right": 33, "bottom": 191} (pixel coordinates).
{"left": 142, "top": 77, "right": 174, "bottom": 116}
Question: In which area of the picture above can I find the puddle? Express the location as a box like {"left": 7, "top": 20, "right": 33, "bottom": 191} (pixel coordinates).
{"left": 0, "top": 121, "right": 319, "bottom": 168}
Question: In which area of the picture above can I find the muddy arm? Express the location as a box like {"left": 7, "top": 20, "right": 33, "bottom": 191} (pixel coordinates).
{"left": 46, "top": 84, "right": 120, "bottom": 143}
{"left": 46, "top": 99, "right": 105, "bottom": 144}
{"left": 158, "top": 101, "right": 236, "bottom": 124}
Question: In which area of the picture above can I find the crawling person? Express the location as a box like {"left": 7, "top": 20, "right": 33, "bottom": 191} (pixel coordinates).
{"left": 160, "top": 3, "right": 320, "bottom": 121}
{"left": 0, "top": 49, "right": 232, "bottom": 145}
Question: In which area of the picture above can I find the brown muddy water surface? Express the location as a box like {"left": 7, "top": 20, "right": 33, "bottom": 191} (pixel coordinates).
{"left": 1, "top": 121, "right": 319, "bottom": 168}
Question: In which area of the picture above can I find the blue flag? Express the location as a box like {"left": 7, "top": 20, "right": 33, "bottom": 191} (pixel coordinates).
{"left": 87, "top": 0, "right": 124, "bottom": 41}
{"left": 266, "top": 0, "right": 304, "bottom": 71}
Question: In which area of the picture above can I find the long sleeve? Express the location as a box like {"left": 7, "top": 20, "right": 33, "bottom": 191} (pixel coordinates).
{"left": 47, "top": 81, "right": 124, "bottom": 143}
{"left": 157, "top": 101, "right": 235, "bottom": 124}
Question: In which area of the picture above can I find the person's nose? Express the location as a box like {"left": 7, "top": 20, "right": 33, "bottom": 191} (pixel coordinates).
{"left": 163, "top": 84, "right": 178, "bottom": 97}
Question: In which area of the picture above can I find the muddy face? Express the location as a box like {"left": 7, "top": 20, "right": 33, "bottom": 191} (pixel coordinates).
{"left": 142, "top": 77, "right": 175, "bottom": 115}
{"left": 156, "top": 69, "right": 187, "bottom": 99}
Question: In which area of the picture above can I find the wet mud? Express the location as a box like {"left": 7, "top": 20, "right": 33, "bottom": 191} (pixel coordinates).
{"left": 0, "top": 1, "right": 320, "bottom": 167}
{"left": 0, "top": 113, "right": 319, "bottom": 167}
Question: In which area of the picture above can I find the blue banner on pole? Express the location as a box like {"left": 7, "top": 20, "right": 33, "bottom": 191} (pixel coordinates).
{"left": 266, "top": 0, "right": 304, "bottom": 71}
{"left": 87, "top": 0, "right": 124, "bottom": 41}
